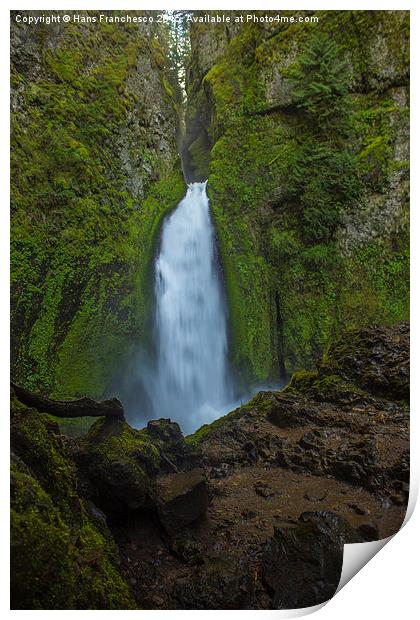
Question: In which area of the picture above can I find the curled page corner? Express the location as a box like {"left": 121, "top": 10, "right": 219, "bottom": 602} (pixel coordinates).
{"left": 337, "top": 536, "right": 392, "bottom": 594}
{"left": 336, "top": 482, "right": 418, "bottom": 596}
{"left": 236, "top": 602, "right": 328, "bottom": 619}
{"left": 273, "top": 481, "right": 418, "bottom": 615}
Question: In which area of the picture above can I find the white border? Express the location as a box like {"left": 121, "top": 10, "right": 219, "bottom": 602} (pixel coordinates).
{"left": 2, "top": 2, "right": 418, "bottom": 618}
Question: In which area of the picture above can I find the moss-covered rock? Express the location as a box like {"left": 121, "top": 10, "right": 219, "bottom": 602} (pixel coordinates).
{"left": 316, "top": 322, "right": 409, "bottom": 401}
{"left": 10, "top": 397, "right": 135, "bottom": 609}
{"left": 284, "top": 322, "right": 409, "bottom": 402}
{"left": 75, "top": 417, "right": 160, "bottom": 514}
{"left": 146, "top": 418, "right": 202, "bottom": 471}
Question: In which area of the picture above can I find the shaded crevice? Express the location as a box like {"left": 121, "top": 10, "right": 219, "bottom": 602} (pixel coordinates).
{"left": 274, "top": 290, "right": 287, "bottom": 381}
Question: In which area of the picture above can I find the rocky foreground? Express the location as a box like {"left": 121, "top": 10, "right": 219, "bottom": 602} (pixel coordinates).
{"left": 11, "top": 324, "right": 409, "bottom": 610}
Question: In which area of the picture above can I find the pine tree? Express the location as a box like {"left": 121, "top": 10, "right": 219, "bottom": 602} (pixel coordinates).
{"left": 289, "top": 33, "right": 351, "bottom": 133}
{"left": 280, "top": 33, "right": 362, "bottom": 243}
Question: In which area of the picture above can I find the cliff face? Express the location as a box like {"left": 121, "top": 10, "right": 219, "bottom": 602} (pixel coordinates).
{"left": 11, "top": 11, "right": 184, "bottom": 398}
{"left": 185, "top": 10, "right": 409, "bottom": 384}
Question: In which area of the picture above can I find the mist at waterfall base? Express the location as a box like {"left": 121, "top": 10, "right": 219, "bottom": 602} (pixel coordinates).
{"left": 122, "top": 182, "right": 282, "bottom": 435}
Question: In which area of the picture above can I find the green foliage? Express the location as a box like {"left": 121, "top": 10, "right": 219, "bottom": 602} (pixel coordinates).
{"left": 158, "top": 11, "right": 192, "bottom": 102}
{"left": 282, "top": 142, "right": 363, "bottom": 243}
{"left": 288, "top": 33, "right": 351, "bottom": 132}
{"left": 276, "top": 33, "right": 364, "bottom": 244}
{"left": 352, "top": 95, "right": 407, "bottom": 191}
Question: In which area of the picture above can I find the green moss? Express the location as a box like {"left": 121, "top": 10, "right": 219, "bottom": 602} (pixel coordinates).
{"left": 10, "top": 397, "right": 78, "bottom": 515}
{"left": 207, "top": 116, "right": 285, "bottom": 380}
{"left": 11, "top": 458, "right": 76, "bottom": 609}
{"left": 187, "top": 390, "right": 274, "bottom": 444}
{"left": 73, "top": 521, "right": 135, "bottom": 609}
{"left": 187, "top": 10, "right": 409, "bottom": 381}
{"left": 11, "top": 18, "right": 184, "bottom": 399}
{"left": 285, "top": 370, "right": 318, "bottom": 393}
{"left": 188, "top": 133, "right": 211, "bottom": 180}
{"left": 86, "top": 417, "right": 160, "bottom": 467}
{"left": 10, "top": 398, "right": 136, "bottom": 609}
{"left": 285, "top": 370, "right": 364, "bottom": 403}
{"left": 78, "top": 417, "right": 160, "bottom": 511}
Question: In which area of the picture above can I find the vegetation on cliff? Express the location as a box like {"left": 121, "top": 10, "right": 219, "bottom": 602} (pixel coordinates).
{"left": 11, "top": 12, "right": 185, "bottom": 399}
{"left": 10, "top": 10, "right": 409, "bottom": 397}
{"left": 185, "top": 10, "right": 409, "bottom": 383}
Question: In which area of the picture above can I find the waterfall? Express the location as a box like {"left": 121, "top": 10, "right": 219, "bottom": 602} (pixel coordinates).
{"left": 143, "top": 182, "right": 234, "bottom": 433}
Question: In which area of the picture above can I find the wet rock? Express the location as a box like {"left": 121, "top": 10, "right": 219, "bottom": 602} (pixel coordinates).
{"left": 146, "top": 418, "right": 202, "bottom": 472}
{"left": 390, "top": 491, "right": 407, "bottom": 506}
{"left": 262, "top": 511, "right": 347, "bottom": 608}
{"left": 299, "top": 432, "right": 322, "bottom": 450}
{"left": 254, "top": 481, "right": 275, "bottom": 498}
{"left": 173, "top": 556, "right": 254, "bottom": 609}
{"left": 242, "top": 509, "right": 257, "bottom": 520}
{"left": 210, "top": 462, "right": 232, "bottom": 478}
{"left": 242, "top": 440, "right": 259, "bottom": 461}
{"left": 331, "top": 459, "right": 366, "bottom": 484}
{"left": 348, "top": 503, "right": 369, "bottom": 516}
{"left": 155, "top": 468, "right": 208, "bottom": 535}
{"left": 267, "top": 397, "right": 304, "bottom": 428}
{"left": 304, "top": 489, "right": 328, "bottom": 502}
{"left": 170, "top": 533, "right": 204, "bottom": 565}
{"left": 357, "top": 522, "right": 379, "bottom": 541}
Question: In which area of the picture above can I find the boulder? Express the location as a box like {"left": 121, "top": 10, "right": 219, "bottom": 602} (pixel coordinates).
{"left": 267, "top": 397, "right": 304, "bottom": 428}
{"left": 262, "top": 511, "right": 350, "bottom": 608}
{"left": 146, "top": 418, "right": 201, "bottom": 472}
{"left": 74, "top": 417, "right": 160, "bottom": 515}
{"left": 155, "top": 468, "right": 208, "bottom": 535}
{"left": 317, "top": 323, "right": 409, "bottom": 401}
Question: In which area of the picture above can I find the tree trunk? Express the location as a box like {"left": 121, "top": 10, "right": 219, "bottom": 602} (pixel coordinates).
{"left": 11, "top": 382, "right": 125, "bottom": 420}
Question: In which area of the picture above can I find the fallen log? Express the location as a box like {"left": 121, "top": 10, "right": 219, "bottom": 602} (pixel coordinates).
{"left": 11, "top": 382, "right": 125, "bottom": 420}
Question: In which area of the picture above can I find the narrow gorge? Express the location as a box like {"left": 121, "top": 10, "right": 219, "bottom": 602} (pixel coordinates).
{"left": 10, "top": 10, "right": 409, "bottom": 610}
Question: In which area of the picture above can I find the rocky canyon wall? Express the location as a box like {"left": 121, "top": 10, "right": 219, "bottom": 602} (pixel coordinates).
{"left": 11, "top": 10, "right": 184, "bottom": 398}
{"left": 185, "top": 10, "right": 409, "bottom": 383}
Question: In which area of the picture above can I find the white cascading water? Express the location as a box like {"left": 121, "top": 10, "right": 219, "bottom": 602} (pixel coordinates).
{"left": 149, "top": 181, "right": 233, "bottom": 433}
